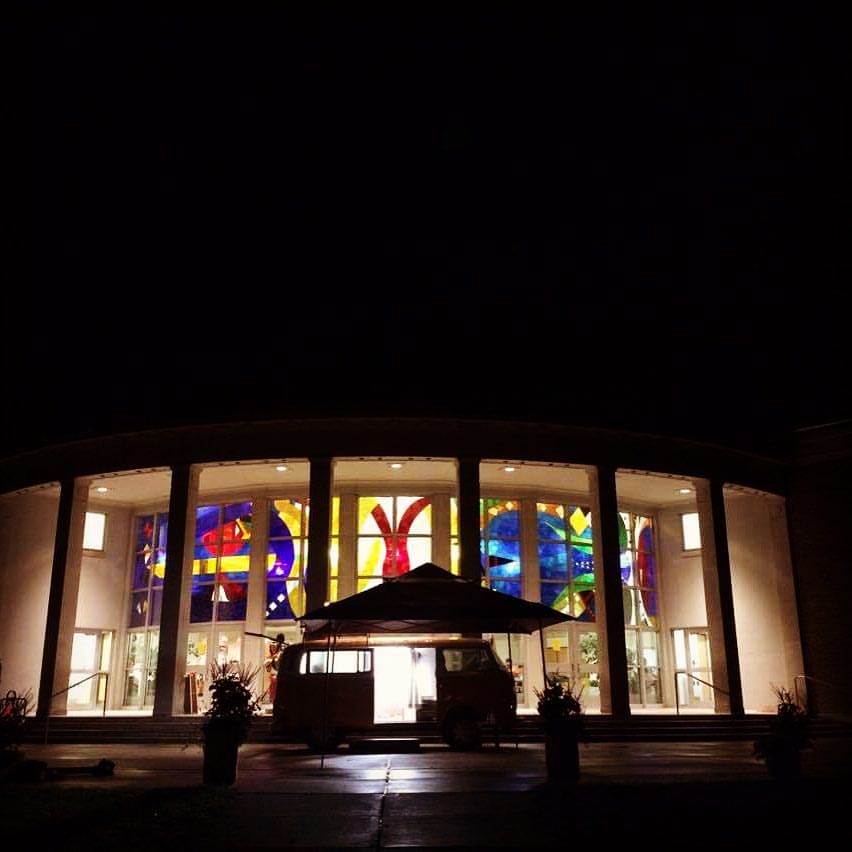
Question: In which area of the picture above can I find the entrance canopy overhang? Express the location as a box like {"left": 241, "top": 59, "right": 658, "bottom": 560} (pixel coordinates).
{"left": 300, "top": 562, "right": 575, "bottom": 637}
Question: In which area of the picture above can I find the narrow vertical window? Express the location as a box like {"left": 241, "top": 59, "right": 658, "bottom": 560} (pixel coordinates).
{"left": 681, "top": 512, "right": 702, "bottom": 551}
{"left": 83, "top": 511, "right": 107, "bottom": 551}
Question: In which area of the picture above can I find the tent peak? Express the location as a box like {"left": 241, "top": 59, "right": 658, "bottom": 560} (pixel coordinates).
{"left": 391, "top": 562, "right": 470, "bottom": 583}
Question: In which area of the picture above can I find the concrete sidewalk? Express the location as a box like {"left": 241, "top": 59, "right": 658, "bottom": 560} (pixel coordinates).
{"left": 3, "top": 739, "right": 851, "bottom": 849}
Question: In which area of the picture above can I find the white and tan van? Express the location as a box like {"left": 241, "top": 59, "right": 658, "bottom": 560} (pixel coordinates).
{"left": 271, "top": 635, "right": 516, "bottom": 750}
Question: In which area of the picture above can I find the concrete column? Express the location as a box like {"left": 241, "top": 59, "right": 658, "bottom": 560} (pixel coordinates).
{"left": 591, "top": 465, "right": 630, "bottom": 717}
{"left": 37, "top": 478, "right": 90, "bottom": 718}
{"left": 519, "top": 496, "right": 545, "bottom": 698}
{"left": 153, "top": 464, "right": 200, "bottom": 717}
{"left": 430, "top": 493, "right": 452, "bottom": 572}
{"left": 306, "top": 457, "right": 333, "bottom": 612}
{"left": 694, "top": 479, "right": 744, "bottom": 716}
{"left": 768, "top": 496, "right": 805, "bottom": 688}
{"left": 520, "top": 497, "right": 540, "bottom": 604}
{"left": 245, "top": 496, "right": 269, "bottom": 670}
{"left": 457, "top": 457, "right": 481, "bottom": 583}
{"left": 338, "top": 492, "right": 357, "bottom": 599}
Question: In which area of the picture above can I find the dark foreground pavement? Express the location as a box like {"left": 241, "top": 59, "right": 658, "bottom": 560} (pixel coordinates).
{"left": 3, "top": 739, "right": 851, "bottom": 849}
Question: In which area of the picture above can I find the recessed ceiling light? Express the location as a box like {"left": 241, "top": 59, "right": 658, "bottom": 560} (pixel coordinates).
{"left": 389, "top": 462, "right": 403, "bottom": 470}
{"left": 678, "top": 487, "right": 692, "bottom": 494}
{"left": 275, "top": 465, "right": 289, "bottom": 472}
{"left": 503, "top": 466, "right": 516, "bottom": 473}
{"left": 96, "top": 486, "right": 110, "bottom": 493}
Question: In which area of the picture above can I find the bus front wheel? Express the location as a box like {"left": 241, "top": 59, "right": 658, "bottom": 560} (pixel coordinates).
{"left": 442, "top": 713, "right": 481, "bottom": 750}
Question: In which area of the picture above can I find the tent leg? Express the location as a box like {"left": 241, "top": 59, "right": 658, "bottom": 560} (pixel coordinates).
{"left": 320, "top": 623, "right": 335, "bottom": 769}
{"left": 538, "top": 619, "right": 549, "bottom": 689}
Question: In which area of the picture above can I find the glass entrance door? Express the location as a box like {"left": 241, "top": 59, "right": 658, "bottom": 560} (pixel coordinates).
{"left": 68, "top": 630, "right": 112, "bottom": 711}
{"left": 672, "top": 628, "right": 713, "bottom": 709}
{"left": 543, "top": 625, "right": 601, "bottom": 712}
{"left": 626, "top": 628, "right": 662, "bottom": 707}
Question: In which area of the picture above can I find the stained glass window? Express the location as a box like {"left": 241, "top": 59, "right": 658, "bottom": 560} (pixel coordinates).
{"left": 266, "top": 498, "right": 309, "bottom": 620}
{"left": 357, "top": 496, "right": 432, "bottom": 591}
{"left": 328, "top": 497, "right": 340, "bottom": 601}
{"left": 450, "top": 497, "right": 460, "bottom": 575}
{"left": 190, "top": 502, "right": 253, "bottom": 624}
{"left": 128, "top": 513, "right": 168, "bottom": 628}
{"left": 536, "top": 503, "right": 595, "bottom": 620}
{"left": 480, "top": 498, "right": 522, "bottom": 598}
{"left": 619, "top": 512, "right": 658, "bottom": 629}
{"left": 125, "top": 511, "right": 166, "bottom": 708}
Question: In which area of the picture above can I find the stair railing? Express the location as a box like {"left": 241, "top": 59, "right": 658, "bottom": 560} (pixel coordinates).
{"left": 674, "top": 672, "right": 729, "bottom": 715}
{"left": 793, "top": 673, "right": 852, "bottom": 715}
{"left": 43, "top": 671, "right": 109, "bottom": 744}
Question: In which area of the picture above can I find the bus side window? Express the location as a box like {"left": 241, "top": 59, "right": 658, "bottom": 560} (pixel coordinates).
{"left": 299, "top": 652, "right": 307, "bottom": 674}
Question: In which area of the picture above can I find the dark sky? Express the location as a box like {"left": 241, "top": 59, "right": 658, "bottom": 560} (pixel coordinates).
{"left": 14, "top": 10, "right": 851, "bottom": 459}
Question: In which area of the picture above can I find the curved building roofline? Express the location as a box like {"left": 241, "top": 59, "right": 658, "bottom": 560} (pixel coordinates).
{"left": 0, "top": 416, "right": 787, "bottom": 496}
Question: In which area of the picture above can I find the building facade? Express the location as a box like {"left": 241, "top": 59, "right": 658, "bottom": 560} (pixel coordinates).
{"left": 1, "top": 417, "right": 840, "bottom": 721}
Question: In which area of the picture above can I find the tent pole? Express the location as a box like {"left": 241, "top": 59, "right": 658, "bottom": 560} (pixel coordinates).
{"left": 538, "top": 618, "right": 549, "bottom": 689}
{"left": 320, "top": 621, "right": 334, "bottom": 769}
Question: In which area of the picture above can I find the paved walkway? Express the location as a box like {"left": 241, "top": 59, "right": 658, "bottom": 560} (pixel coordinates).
{"left": 3, "top": 739, "right": 851, "bottom": 849}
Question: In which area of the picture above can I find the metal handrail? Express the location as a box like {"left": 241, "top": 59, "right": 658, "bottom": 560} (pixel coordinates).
{"left": 43, "top": 671, "right": 109, "bottom": 744}
{"left": 674, "top": 671, "right": 729, "bottom": 715}
{"left": 793, "top": 673, "right": 852, "bottom": 713}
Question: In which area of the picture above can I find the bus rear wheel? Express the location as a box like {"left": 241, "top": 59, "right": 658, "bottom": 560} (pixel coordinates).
{"left": 443, "top": 713, "right": 481, "bottom": 750}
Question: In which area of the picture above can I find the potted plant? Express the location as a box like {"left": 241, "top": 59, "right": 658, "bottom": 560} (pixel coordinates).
{"left": 534, "top": 675, "right": 584, "bottom": 785}
{"left": 753, "top": 684, "right": 811, "bottom": 781}
{"left": 201, "top": 661, "right": 262, "bottom": 786}
{"left": 1, "top": 688, "right": 34, "bottom": 779}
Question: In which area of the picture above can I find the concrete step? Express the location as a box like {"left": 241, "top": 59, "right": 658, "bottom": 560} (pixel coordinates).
{"left": 22, "top": 713, "right": 852, "bottom": 745}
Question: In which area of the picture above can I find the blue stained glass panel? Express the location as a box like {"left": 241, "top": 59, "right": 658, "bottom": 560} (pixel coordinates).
{"left": 266, "top": 580, "right": 297, "bottom": 620}
{"left": 485, "top": 539, "right": 521, "bottom": 577}
{"left": 642, "top": 588, "right": 658, "bottom": 617}
{"left": 620, "top": 550, "right": 634, "bottom": 585}
{"left": 268, "top": 539, "right": 296, "bottom": 579}
{"left": 486, "top": 510, "right": 521, "bottom": 539}
{"left": 538, "top": 543, "right": 569, "bottom": 580}
{"left": 194, "top": 505, "right": 221, "bottom": 544}
{"left": 216, "top": 582, "right": 248, "bottom": 621}
{"left": 537, "top": 512, "right": 566, "bottom": 541}
{"left": 132, "top": 515, "right": 155, "bottom": 589}
{"left": 132, "top": 550, "right": 152, "bottom": 591}
{"left": 491, "top": 580, "right": 522, "bottom": 598}
{"left": 571, "top": 545, "right": 595, "bottom": 583}
{"left": 129, "top": 591, "right": 148, "bottom": 628}
{"left": 157, "top": 515, "right": 168, "bottom": 549}
{"left": 222, "top": 506, "right": 252, "bottom": 552}
{"left": 189, "top": 579, "right": 215, "bottom": 623}
{"left": 149, "top": 589, "right": 163, "bottom": 627}
{"left": 541, "top": 582, "right": 570, "bottom": 612}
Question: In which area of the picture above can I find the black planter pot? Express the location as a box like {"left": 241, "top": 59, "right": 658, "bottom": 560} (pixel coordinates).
{"left": 202, "top": 723, "right": 241, "bottom": 786}
{"left": 544, "top": 723, "right": 580, "bottom": 785}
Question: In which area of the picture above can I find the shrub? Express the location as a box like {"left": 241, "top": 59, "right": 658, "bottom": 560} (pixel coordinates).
{"left": 202, "top": 662, "right": 262, "bottom": 745}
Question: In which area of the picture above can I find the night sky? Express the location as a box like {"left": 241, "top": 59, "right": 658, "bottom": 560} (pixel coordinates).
{"left": 15, "top": 10, "right": 851, "bottom": 459}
